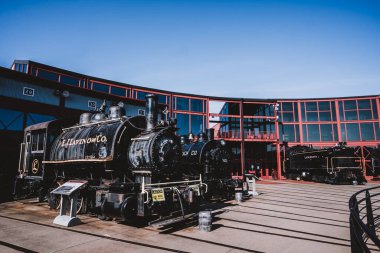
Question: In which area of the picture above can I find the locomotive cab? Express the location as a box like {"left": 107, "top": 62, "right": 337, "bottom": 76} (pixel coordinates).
{"left": 14, "top": 119, "right": 70, "bottom": 199}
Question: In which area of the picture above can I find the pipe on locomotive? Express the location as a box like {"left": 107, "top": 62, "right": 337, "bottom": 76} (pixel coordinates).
{"left": 206, "top": 128, "right": 214, "bottom": 141}
{"left": 145, "top": 94, "right": 158, "bottom": 131}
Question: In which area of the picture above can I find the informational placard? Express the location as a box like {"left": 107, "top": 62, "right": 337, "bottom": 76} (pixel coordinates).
{"left": 51, "top": 180, "right": 87, "bottom": 196}
{"left": 151, "top": 188, "right": 165, "bottom": 202}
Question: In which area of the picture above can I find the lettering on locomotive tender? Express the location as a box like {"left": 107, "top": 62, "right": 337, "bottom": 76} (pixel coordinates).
{"left": 60, "top": 135, "right": 108, "bottom": 147}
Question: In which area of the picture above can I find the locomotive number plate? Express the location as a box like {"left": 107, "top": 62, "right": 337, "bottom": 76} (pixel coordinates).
{"left": 151, "top": 188, "right": 165, "bottom": 202}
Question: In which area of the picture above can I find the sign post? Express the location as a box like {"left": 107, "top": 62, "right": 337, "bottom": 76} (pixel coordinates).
{"left": 245, "top": 174, "right": 259, "bottom": 196}
{"left": 51, "top": 180, "right": 88, "bottom": 227}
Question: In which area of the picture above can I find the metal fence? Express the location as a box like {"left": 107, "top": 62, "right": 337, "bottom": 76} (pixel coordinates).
{"left": 349, "top": 186, "right": 380, "bottom": 252}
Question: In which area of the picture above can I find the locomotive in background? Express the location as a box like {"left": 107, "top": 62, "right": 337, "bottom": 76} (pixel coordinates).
{"left": 284, "top": 143, "right": 367, "bottom": 184}
{"left": 14, "top": 94, "right": 236, "bottom": 224}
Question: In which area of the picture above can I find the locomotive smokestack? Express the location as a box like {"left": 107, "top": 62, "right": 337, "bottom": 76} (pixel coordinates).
{"left": 146, "top": 94, "right": 158, "bottom": 131}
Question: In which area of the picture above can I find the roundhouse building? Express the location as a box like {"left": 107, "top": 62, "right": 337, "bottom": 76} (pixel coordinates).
{"left": 0, "top": 60, "right": 379, "bottom": 200}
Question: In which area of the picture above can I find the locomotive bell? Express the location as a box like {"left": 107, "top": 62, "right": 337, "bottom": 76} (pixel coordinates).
{"left": 79, "top": 113, "right": 92, "bottom": 124}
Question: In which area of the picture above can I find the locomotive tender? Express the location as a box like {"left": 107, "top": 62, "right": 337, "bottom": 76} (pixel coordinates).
{"left": 15, "top": 94, "right": 206, "bottom": 224}
{"left": 285, "top": 144, "right": 366, "bottom": 184}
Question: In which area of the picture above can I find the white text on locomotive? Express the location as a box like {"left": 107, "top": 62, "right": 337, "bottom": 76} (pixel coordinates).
{"left": 60, "top": 135, "right": 107, "bottom": 147}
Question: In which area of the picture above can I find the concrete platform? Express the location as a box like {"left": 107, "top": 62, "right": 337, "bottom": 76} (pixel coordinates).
{"left": 0, "top": 180, "right": 378, "bottom": 253}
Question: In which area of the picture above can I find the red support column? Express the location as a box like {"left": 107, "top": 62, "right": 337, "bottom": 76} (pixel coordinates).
{"left": 169, "top": 94, "right": 173, "bottom": 118}
{"left": 206, "top": 98, "right": 210, "bottom": 129}
{"left": 297, "top": 101, "right": 303, "bottom": 144}
{"left": 376, "top": 97, "right": 380, "bottom": 125}
{"left": 239, "top": 100, "right": 244, "bottom": 177}
{"left": 335, "top": 99, "right": 342, "bottom": 142}
{"left": 275, "top": 102, "right": 282, "bottom": 179}
{"left": 360, "top": 146, "right": 367, "bottom": 177}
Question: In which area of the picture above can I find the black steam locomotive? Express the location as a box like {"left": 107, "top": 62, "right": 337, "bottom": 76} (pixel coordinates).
{"left": 285, "top": 144, "right": 366, "bottom": 184}
{"left": 14, "top": 94, "right": 206, "bottom": 224}
{"left": 179, "top": 130, "right": 241, "bottom": 199}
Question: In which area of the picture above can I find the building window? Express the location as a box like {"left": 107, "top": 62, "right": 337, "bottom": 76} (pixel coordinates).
{"left": 320, "top": 124, "right": 333, "bottom": 141}
{"left": 333, "top": 124, "right": 338, "bottom": 141}
{"left": 345, "top": 123, "right": 360, "bottom": 141}
{"left": 358, "top": 99, "right": 371, "bottom": 109}
{"left": 0, "top": 108, "right": 24, "bottom": 131}
{"left": 61, "top": 75, "right": 80, "bottom": 87}
{"left": 157, "top": 95, "right": 168, "bottom": 104}
{"left": 176, "top": 113, "right": 189, "bottom": 135}
{"left": 37, "top": 69, "right": 59, "bottom": 82}
{"left": 300, "top": 101, "right": 335, "bottom": 123}
{"left": 282, "top": 124, "right": 296, "bottom": 142}
{"left": 319, "top": 112, "right": 331, "bottom": 121}
{"left": 345, "top": 110, "right": 358, "bottom": 120}
{"left": 191, "top": 115, "right": 203, "bottom": 135}
{"left": 13, "top": 63, "right": 28, "bottom": 73}
{"left": 137, "top": 91, "right": 148, "bottom": 100}
{"left": 344, "top": 100, "right": 357, "bottom": 110}
{"left": 359, "top": 110, "right": 372, "bottom": 120}
{"left": 360, "top": 123, "right": 375, "bottom": 141}
{"left": 339, "top": 101, "right": 344, "bottom": 121}
{"left": 318, "top": 101, "right": 330, "bottom": 111}
{"left": 282, "top": 112, "right": 294, "bottom": 122}
{"left": 110, "top": 86, "right": 127, "bottom": 97}
{"left": 176, "top": 97, "right": 189, "bottom": 111}
{"left": 307, "top": 124, "right": 320, "bottom": 142}
{"left": 191, "top": 99, "right": 203, "bottom": 112}
{"left": 92, "top": 82, "right": 109, "bottom": 93}
{"left": 307, "top": 112, "right": 318, "bottom": 122}
{"left": 281, "top": 102, "right": 293, "bottom": 111}
{"left": 372, "top": 99, "right": 378, "bottom": 119}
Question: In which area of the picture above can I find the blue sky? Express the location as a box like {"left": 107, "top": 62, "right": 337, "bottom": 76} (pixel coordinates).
{"left": 0, "top": 0, "right": 379, "bottom": 99}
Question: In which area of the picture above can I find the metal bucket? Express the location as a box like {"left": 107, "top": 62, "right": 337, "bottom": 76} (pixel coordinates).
{"left": 198, "top": 210, "right": 212, "bottom": 232}
{"left": 235, "top": 192, "right": 243, "bottom": 203}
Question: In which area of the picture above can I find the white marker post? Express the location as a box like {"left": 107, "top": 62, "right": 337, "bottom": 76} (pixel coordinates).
{"left": 245, "top": 174, "right": 259, "bottom": 196}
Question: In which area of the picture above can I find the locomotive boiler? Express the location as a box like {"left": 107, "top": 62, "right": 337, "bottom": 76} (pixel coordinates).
{"left": 285, "top": 143, "right": 366, "bottom": 184}
{"left": 14, "top": 94, "right": 205, "bottom": 224}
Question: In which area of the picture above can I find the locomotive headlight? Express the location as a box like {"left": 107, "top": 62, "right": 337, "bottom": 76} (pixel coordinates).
{"left": 220, "top": 140, "right": 226, "bottom": 146}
